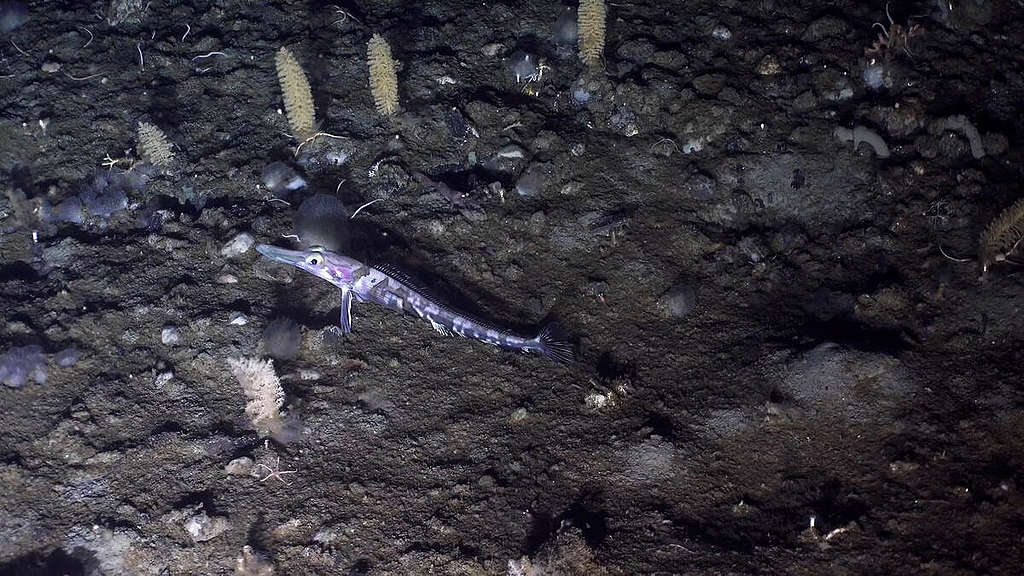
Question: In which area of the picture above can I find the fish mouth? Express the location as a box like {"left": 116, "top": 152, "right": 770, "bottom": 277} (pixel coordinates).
{"left": 255, "top": 243, "right": 306, "bottom": 267}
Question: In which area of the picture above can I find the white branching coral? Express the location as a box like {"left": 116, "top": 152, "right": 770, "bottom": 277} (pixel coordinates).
{"left": 227, "top": 357, "right": 285, "bottom": 437}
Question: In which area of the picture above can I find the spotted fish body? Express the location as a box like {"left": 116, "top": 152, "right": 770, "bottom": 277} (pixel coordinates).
{"left": 256, "top": 244, "right": 573, "bottom": 363}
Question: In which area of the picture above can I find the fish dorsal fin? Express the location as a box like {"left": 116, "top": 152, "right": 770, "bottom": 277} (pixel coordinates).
{"left": 370, "top": 262, "right": 432, "bottom": 295}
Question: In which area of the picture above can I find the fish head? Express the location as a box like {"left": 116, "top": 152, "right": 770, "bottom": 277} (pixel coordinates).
{"left": 256, "top": 244, "right": 362, "bottom": 287}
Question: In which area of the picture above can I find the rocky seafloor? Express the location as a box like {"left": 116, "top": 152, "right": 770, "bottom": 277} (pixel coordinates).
{"left": 2, "top": 0, "right": 1023, "bottom": 574}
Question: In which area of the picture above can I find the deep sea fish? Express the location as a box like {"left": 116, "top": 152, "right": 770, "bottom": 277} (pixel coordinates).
{"left": 256, "top": 244, "right": 574, "bottom": 364}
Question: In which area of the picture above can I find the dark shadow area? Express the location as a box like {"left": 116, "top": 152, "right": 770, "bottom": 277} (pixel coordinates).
{"left": 0, "top": 548, "right": 86, "bottom": 576}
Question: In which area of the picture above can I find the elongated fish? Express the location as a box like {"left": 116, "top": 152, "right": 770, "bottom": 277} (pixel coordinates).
{"left": 256, "top": 244, "right": 574, "bottom": 363}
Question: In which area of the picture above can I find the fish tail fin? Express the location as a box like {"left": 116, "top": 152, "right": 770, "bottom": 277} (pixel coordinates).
{"left": 535, "top": 323, "right": 575, "bottom": 364}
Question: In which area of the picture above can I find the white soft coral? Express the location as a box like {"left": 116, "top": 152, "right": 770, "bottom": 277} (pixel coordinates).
{"left": 227, "top": 357, "right": 284, "bottom": 437}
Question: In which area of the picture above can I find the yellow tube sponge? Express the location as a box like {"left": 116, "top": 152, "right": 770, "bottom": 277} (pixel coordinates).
{"left": 367, "top": 33, "right": 399, "bottom": 116}
{"left": 275, "top": 47, "right": 316, "bottom": 140}
{"left": 578, "top": 0, "right": 606, "bottom": 69}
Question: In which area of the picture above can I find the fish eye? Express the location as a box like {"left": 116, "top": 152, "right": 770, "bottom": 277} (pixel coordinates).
{"left": 305, "top": 253, "right": 324, "bottom": 267}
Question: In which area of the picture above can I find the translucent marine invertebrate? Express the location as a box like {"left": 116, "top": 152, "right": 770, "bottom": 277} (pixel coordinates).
{"left": 0, "top": 1, "right": 29, "bottom": 33}
{"left": 39, "top": 196, "right": 84, "bottom": 224}
{"left": 263, "top": 318, "right": 301, "bottom": 361}
{"left": 553, "top": 6, "right": 578, "bottom": 45}
{"left": 367, "top": 33, "right": 399, "bottom": 116}
{"left": 55, "top": 347, "right": 80, "bottom": 368}
{"left": 0, "top": 345, "right": 46, "bottom": 388}
{"left": 294, "top": 193, "right": 349, "bottom": 251}
{"left": 508, "top": 51, "right": 538, "bottom": 84}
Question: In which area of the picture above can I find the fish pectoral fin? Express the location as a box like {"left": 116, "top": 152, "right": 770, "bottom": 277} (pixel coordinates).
{"left": 340, "top": 287, "right": 354, "bottom": 333}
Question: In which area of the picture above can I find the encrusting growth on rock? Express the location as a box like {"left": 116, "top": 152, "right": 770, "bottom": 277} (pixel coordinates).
{"left": 577, "top": 0, "right": 606, "bottom": 69}
{"left": 275, "top": 47, "right": 316, "bottom": 140}
{"left": 979, "top": 197, "right": 1024, "bottom": 280}
{"left": 136, "top": 121, "right": 174, "bottom": 167}
{"left": 367, "top": 33, "right": 399, "bottom": 116}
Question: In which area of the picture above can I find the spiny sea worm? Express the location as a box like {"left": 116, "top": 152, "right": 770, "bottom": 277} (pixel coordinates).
{"left": 275, "top": 46, "right": 316, "bottom": 140}
{"left": 367, "top": 33, "right": 399, "bottom": 116}
{"left": 136, "top": 121, "right": 174, "bottom": 167}
{"left": 577, "top": 0, "right": 606, "bottom": 69}
{"left": 979, "top": 197, "right": 1024, "bottom": 280}
{"left": 834, "top": 125, "right": 890, "bottom": 158}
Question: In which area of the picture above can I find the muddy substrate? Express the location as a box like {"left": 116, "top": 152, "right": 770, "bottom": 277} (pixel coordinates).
{"left": 2, "top": 0, "right": 1023, "bottom": 574}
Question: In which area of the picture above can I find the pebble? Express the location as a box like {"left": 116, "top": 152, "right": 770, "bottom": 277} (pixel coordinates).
{"left": 220, "top": 233, "right": 254, "bottom": 258}
{"left": 757, "top": 54, "right": 782, "bottom": 75}
{"left": 161, "top": 326, "right": 181, "bottom": 345}
{"left": 298, "top": 369, "right": 320, "bottom": 381}
{"left": 224, "top": 457, "right": 254, "bottom": 476}
{"left": 496, "top": 145, "right": 526, "bottom": 159}
{"left": 560, "top": 181, "right": 582, "bottom": 196}
{"left": 184, "top": 511, "right": 230, "bottom": 542}
{"left": 509, "top": 407, "right": 528, "bottom": 423}
{"left": 585, "top": 391, "right": 611, "bottom": 410}
{"left": 481, "top": 43, "right": 503, "bottom": 57}
{"left": 516, "top": 171, "right": 543, "bottom": 197}
{"left": 711, "top": 25, "right": 732, "bottom": 40}
{"left": 229, "top": 312, "right": 249, "bottom": 326}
